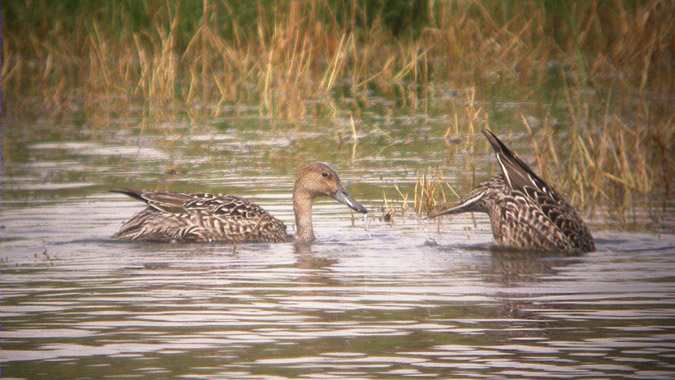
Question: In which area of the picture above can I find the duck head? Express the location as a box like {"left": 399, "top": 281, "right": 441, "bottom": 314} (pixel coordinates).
{"left": 295, "top": 162, "right": 367, "bottom": 214}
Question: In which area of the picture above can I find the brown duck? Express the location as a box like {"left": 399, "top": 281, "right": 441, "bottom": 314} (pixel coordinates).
{"left": 430, "top": 129, "right": 595, "bottom": 253}
{"left": 113, "top": 162, "right": 367, "bottom": 243}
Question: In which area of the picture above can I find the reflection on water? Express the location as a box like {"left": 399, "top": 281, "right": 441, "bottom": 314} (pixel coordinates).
{"left": 1, "top": 117, "right": 675, "bottom": 379}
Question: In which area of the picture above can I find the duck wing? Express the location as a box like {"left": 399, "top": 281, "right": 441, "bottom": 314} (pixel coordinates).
{"left": 183, "top": 193, "right": 271, "bottom": 219}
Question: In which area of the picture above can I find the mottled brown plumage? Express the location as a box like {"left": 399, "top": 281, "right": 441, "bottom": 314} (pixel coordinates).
{"left": 430, "top": 129, "right": 595, "bottom": 253}
{"left": 113, "top": 163, "right": 367, "bottom": 243}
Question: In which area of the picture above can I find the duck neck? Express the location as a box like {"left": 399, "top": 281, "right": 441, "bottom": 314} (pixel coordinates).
{"left": 293, "top": 188, "right": 315, "bottom": 242}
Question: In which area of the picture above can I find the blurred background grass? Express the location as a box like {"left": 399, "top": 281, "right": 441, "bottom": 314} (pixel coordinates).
{"left": 5, "top": 0, "right": 671, "bottom": 117}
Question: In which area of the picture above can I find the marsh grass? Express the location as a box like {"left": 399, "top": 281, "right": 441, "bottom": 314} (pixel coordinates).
{"left": 379, "top": 169, "right": 460, "bottom": 223}
{"left": 3, "top": 0, "right": 673, "bottom": 227}
{"left": 523, "top": 90, "right": 673, "bottom": 227}
{"left": 7, "top": 1, "right": 671, "bottom": 118}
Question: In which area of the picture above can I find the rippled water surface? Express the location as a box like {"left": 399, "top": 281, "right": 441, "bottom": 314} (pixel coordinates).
{"left": 1, "top": 116, "right": 674, "bottom": 379}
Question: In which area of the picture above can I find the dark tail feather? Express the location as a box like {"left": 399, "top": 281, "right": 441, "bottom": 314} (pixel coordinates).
{"left": 111, "top": 189, "right": 147, "bottom": 203}
{"left": 482, "top": 129, "right": 545, "bottom": 190}
{"left": 428, "top": 190, "right": 487, "bottom": 218}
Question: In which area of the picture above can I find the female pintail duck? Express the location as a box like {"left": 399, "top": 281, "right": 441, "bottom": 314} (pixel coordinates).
{"left": 429, "top": 129, "right": 595, "bottom": 253}
{"left": 112, "top": 162, "right": 367, "bottom": 243}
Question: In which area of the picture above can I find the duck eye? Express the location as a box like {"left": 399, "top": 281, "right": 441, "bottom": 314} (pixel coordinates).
{"left": 321, "top": 172, "right": 329, "bottom": 178}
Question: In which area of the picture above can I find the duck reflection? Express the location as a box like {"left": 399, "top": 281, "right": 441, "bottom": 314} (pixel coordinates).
{"left": 486, "top": 247, "right": 587, "bottom": 331}
{"left": 293, "top": 241, "right": 338, "bottom": 271}
{"left": 486, "top": 247, "right": 584, "bottom": 285}
{"left": 435, "top": 241, "right": 584, "bottom": 285}
{"left": 436, "top": 241, "right": 587, "bottom": 323}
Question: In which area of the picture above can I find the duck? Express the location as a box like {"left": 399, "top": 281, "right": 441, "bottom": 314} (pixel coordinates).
{"left": 429, "top": 129, "right": 595, "bottom": 253}
{"left": 112, "top": 162, "right": 367, "bottom": 243}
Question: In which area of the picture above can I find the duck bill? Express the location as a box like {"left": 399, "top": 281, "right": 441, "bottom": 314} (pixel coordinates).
{"left": 333, "top": 187, "right": 368, "bottom": 214}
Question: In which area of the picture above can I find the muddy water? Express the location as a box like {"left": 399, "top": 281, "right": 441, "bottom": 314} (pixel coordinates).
{"left": 1, "top": 115, "right": 674, "bottom": 379}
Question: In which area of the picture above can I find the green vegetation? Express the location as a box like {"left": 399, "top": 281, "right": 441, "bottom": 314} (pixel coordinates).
{"left": 3, "top": 0, "right": 673, "bottom": 226}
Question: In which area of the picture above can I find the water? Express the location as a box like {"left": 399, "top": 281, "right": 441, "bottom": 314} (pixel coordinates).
{"left": 1, "top": 115, "right": 675, "bottom": 379}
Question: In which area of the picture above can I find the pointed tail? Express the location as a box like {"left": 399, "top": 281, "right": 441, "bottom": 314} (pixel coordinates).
{"left": 482, "top": 129, "right": 545, "bottom": 190}
{"left": 111, "top": 189, "right": 146, "bottom": 203}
